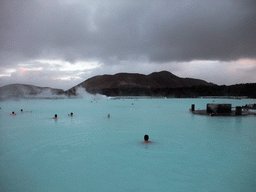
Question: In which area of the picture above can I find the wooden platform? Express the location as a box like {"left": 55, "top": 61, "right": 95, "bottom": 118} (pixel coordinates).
{"left": 190, "top": 109, "right": 256, "bottom": 116}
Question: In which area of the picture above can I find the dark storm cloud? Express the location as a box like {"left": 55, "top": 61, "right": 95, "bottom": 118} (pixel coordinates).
{"left": 0, "top": 0, "right": 93, "bottom": 64}
{"left": 0, "top": 0, "right": 256, "bottom": 67}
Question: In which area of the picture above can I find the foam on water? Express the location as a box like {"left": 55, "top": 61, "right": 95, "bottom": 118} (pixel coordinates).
{"left": 0, "top": 98, "right": 256, "bottom": 191}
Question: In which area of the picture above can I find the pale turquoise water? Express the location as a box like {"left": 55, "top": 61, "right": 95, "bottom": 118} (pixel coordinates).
{"left": 0, "top": 98, "right": 256, "bottom": 192}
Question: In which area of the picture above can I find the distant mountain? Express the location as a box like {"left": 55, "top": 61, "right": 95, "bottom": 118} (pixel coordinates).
{"left": 1, "top": 72, "right": 255, "bottom": 98}
{"left": 0, "top": 84, "right": 65, "bottom": 99}
{"left": 67, "top": 71, "right": 214, "bottom": 95}
{"left": 66, "top": 71, "right": 256, "bottom": 98}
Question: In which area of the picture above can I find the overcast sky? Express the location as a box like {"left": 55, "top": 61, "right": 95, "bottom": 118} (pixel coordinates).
{"left": 1, "top": 0, "right": 256, "bottom": 90}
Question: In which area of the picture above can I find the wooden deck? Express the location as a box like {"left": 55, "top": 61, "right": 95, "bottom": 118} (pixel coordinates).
{"left": 190, "top": 109, "right": 256, "bottom": 116}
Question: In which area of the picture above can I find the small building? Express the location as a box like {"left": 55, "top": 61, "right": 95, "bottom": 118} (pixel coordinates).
{"left": 207, "top": 103, "right": 231, "bottom": 114}
{"left": 191, "top": 103, "right": 255, "bottom": 116}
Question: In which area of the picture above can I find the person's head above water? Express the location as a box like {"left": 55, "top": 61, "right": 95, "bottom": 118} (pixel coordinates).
{"left": 142, "top": 134, "right": 152, "bottom": 144}
{"left": 10, "top": 111, "right": 17, "bottom": 115}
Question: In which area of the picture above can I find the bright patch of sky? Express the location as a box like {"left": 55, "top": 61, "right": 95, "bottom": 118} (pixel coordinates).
{"left": 35, "top": 60, "right": 101, "bottom": 71}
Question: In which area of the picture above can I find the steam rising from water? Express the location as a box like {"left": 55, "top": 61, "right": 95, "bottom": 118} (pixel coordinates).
{"left": 33, "top": 89, "right": 68, "bottom": 99}
{"left": 72, "top": 87, "right": 108, "bottom": 100}
{"left": 0, "top": 86, "right": 108, "bottom": 100}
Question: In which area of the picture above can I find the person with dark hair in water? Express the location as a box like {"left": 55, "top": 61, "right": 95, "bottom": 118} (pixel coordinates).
{"left": 53, "top": 114, "right": 57, "bottom": 119}
{"left": 68, "top": 112, "right": 73, "bottom": 116}
{"left": 10, "top": 111, "right": 17, "bottom": 115}
{"left": 142, "top": 134, "right": 152, "bottom": 143}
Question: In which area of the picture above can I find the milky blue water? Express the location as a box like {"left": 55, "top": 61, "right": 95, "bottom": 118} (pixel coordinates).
{"left": 1, "top": 98, "right": 256, "bottom": 192}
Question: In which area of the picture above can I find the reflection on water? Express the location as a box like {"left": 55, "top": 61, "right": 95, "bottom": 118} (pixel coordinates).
{"left": 0, "top": 98, "right": 256, "bottom": 192}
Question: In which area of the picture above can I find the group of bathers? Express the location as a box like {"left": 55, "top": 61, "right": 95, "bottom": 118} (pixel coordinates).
{"left": 10, "top": 109, "right": 32, "bottom": 115}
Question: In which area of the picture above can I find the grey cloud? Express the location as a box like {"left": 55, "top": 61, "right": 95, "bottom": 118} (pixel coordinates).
{"left": 0, "top": 66, "right": 84, "bottom": 90}
{"left": 0, "top": 0, "right": 256, "bottom": 68}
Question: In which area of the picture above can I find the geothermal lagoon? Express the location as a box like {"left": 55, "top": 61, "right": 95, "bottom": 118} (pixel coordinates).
{"left": 0, "top": 95, "right": 256, "bottom": 191}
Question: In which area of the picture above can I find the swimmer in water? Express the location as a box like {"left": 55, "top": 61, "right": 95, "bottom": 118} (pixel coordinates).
{"left": 142, "top": 134, "right": 152, "bottom": 143}
{"left": 10, "top": 111, "right": 17, "bottom": 115}
{"left": 68, "top": 112, "right": 73, "bottom": 116}
{"left": 53, "top": 114, "right": 57, "bottom": 119}
{"left": 21, "top": 109, "right": 23, "bottom": 113}
{"left": 107, "top": 114, "right": 110, "bottom": 118}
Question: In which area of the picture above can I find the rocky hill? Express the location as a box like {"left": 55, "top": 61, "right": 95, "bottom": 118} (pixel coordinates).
{"left": 1, "top": 72, "right": 255, "bottom": 98}
{"left": 0, "top": 84, "right": 65, "bottom": 100}
{"left": 67, "top": 71, "right": 214, "bottom": 95}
